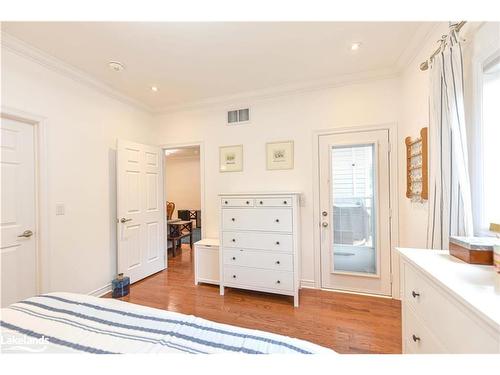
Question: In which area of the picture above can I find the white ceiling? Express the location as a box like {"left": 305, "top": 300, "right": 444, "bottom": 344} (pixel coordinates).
{"left": 2, "top": 22, "right": 435, "bottom": 111}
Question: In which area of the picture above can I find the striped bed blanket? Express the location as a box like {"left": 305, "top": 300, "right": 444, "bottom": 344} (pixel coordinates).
{"left": 0, "top": 292, "right": 333, "bottom": 354}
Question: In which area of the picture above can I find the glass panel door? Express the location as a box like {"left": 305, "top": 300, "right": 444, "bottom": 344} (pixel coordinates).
{"left": 319, "top": 129, "right": 391, "bottom": 296}
{"left": 331, "top": 144, "right": 376, "bottom": 274}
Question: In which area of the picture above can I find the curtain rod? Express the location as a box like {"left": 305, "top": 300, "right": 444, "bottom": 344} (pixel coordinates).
{"left": 419, "top": 21, "right": 467, "bottom": 71}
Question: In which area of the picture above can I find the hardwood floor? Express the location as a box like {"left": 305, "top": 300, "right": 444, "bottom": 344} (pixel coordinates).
{"left": 105, "top": 245, "right": 402, "bottom": 354}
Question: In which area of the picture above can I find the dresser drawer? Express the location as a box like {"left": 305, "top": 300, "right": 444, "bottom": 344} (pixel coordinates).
{"left": 403, "top": 262, "right": 499, "bottom": 353}
{"left": 223, "top": 249, "right": 293, "bottom": 272}
{"left": 223, "top": 266, "right": 294, "bottom": 292}
{"left": 222, "top": 208, "right": 292, "bottom": 232}
{"left": 254, "top": 197, "right": 292, "bottom": 207}
{"left": 222, "top": 231, "right": 293, "bottom": 252}
{"left": 404, "top": 306, "right": 446, "bottom": 354}
{"left": 221, "top": 198, "right": 254, "bottom": 207}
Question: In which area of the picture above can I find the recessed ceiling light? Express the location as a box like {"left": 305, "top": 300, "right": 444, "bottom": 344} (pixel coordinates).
{"left": 108, "top": 61, "right": 125, "bottom": 72}
{"left": 151, "top": 86, "right": 159, "bottom": 92}
{"left": 351, "top": 42, "right": 362, "bottom": 51}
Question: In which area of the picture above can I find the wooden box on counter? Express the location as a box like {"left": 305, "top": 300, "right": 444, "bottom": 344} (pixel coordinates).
{"left": 449, "top": 236, "right": 497, "bottom": 265}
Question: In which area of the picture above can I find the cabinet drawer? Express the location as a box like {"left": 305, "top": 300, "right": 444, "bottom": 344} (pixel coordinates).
{"left": 222, "top": 208, "right": 292, "bottom": 232}
{"left": 404, "top": 306, "right": 446, "bottom": 354}
{"left": 221, "top": 198, "right": 254, "bottom": 207}
{"left": 223, "top": 249, "right": 293, "bottom": 272}
{"left": 223, "top": 266, "right": 294, "bottom": 292}
{"left": 254, "top": 197, "right": 292, "bottom": 207}
{"left": 222, "top": 231, "right": 293, "bottom": 252}
{"left": 403, "top": 262, "right": 499, "bottom": 353}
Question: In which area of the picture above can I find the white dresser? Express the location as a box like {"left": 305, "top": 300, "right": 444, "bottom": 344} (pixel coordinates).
{"left": 219, "top": 192, "right": 301, "bottom": 307}
{"left": 398, "top": 248, "right": 500, "bottom": 353}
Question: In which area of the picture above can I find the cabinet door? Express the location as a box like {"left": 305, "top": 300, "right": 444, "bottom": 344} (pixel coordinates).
{"left": 195, "top": 246, "right": 219, "bottom": 284}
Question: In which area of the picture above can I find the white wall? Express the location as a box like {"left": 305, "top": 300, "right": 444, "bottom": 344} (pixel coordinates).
{"left": 6, "top": 21, "right": 493, "bottom": 297}
{"left": 165, "top": 155, "right": 201, "bottom": 219}
{"left": 1, "top": 48, "right": 157, "bottom": 295}
{"left": 397, "top": 23, "right": 449, "bottom": 249}
{"left": 154, "top": 78, "right": 401, "bottom": 286}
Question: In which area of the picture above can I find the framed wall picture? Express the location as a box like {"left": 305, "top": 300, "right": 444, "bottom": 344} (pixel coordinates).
{"left": 219, "top": 145, "right": 243, "bottom": 172}
{"left": 266, "top": 141, "right": 294, "bottom": 170}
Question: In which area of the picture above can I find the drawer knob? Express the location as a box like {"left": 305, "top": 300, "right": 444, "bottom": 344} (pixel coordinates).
{"left": 232, "top": 257, "right": 236, "bottom": 260}
{"left": 224, "top": 201, "right": 228, "bottom": 204}
{"left": 275, "top": 219, "right": 280, "bottom": 223}
{"left": 232, "top": 238, "right": 236, "bottom": 242}
{"left": 275, "top": 241, "right": 280, "bottom": 245}
{"left": 412, "top": 291, "right": 420, "bottom": 298}
{"left": 276, "top": 280, "right": 281, "bottom": 284}
{"left": 232, "top": 275, "right": 237, "bottom": 279}
{"left": 276, "top": 260, "right": 280, "bottom": 265}
{"left": 412, "top": 334, "right": 420, "bottom": 342}
{"left": 259, "top": 201, "right": 263, "bottom": 204}
{"left": 231, "top": 218, "right": 236, "bottom": 222}
{"left": 283, "top": 200, "right": 287, "bottom": 204}
{"left": 246, "top": 201, "right": 250, "bottom": 204}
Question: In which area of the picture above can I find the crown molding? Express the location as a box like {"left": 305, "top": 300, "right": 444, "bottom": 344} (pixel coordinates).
{"left": 2, "top": 30, "right": 409, "bottom": 117}
{"left": 395, "top": 22, "right": 445, "bottom": 72}
{"left": 154, "top": 67, "right": 400, "bottom": 115}
{"left": 1, "top": 32, "right": 154, "bottom": 113}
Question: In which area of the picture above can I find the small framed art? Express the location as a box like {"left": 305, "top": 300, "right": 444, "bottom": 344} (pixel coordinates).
{"left": 219, "top": 145, "right": 243, "bottom": 172}
{"left": 266, "top": 141, "right": 294, "bottom": 170}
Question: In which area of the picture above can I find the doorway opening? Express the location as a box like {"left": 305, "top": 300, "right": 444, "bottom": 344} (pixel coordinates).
{"left": 164, "top": 145, "right": 202, "bottom": 263}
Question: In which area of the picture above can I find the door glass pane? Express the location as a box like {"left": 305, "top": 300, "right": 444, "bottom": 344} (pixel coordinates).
{"left": 331, "top": 144, "right": 376, "bottom": 274}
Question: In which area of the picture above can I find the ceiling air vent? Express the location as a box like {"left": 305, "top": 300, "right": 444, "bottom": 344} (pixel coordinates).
{"left": 227, "top": 108, "right": 250, "bottom": 125}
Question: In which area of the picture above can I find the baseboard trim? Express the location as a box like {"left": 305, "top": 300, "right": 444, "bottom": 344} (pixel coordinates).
{"left": 319, "top": 287, "right": 393, "bottom": 299}
{"left": 300, "top": 279, "right": 317, "bottom": 289}
{"left": 88, "top": 283, "right": 112, "bottom": 297}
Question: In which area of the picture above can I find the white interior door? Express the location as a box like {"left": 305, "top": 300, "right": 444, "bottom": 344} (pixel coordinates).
{"left": 319, "top": 129, "right": 392, "bottom": 296}
{"left": 117, "top": 139, "right": 166, "bottom": 284}
{"left": 1, "top": 117, "right": 37, "bottom": 307}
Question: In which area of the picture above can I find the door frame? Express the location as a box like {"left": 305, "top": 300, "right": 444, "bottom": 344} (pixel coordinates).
{"left": 312, "top": 123, "right": 400, "bottom": 298}
{"left": 1, "top": 106, "right": 50, "bottom": 295}
{"left": 160, "top": 141, "right": 206, "bottom": 241}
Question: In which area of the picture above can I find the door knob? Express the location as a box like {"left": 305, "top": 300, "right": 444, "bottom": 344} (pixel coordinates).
{"left": 321, "top": 222, "right": 328, "bottom": 227}
{"left": 120, "top": 218, "right": 132, "bottom": 223}
{"left": 17, "top": 230, "right": 34, "bottom": 238}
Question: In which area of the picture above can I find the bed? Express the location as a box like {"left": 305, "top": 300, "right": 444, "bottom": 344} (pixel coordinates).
{"left": 0, "top": 292, "right": 333, "bottom": 354}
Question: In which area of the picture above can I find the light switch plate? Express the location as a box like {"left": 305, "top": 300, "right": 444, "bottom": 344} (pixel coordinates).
{"left": 55, "top": 203, "right": 65, "bottom": 216}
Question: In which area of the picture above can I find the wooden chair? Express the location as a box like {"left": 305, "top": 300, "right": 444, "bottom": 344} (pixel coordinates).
{"left": 166, "top": 201, "right": 175, "bottom": 220}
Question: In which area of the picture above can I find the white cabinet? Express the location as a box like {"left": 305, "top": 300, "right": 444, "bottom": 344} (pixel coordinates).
{"left": 219, "top": 192, "right": 301, "bottom": 307}
{"left": 194, "top": 238, "right": 220, "bottom": 285}
{"left": 398, "top": 248, "right": 500, "bottom": 353}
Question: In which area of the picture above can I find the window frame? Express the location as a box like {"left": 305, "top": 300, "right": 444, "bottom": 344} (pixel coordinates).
{"left": 470, "top": 41, "right": 500, "bottom": 236}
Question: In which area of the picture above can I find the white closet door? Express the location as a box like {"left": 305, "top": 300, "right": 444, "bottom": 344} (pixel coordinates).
{"left": 1, "top": 117, "right": 36, "bottom": 307}
{"left": 117, "top": 139, "right": 165, "bottom": 283}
